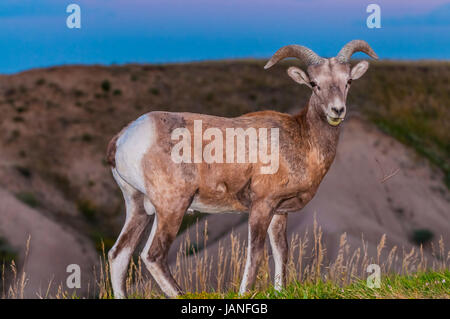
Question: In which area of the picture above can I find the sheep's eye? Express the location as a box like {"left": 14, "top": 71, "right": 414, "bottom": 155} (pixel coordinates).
{"left": 310, "top": 81, "right": 320, "bottom": 90}
{"left": 347, "top": 79, "right": 352, "bottom": 85}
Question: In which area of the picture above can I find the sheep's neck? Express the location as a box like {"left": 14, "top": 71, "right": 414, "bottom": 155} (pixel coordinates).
{"left": 294, "top": 99, "right": 340, "bottom": 168}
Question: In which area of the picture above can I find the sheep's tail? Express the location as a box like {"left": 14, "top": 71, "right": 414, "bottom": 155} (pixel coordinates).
{"left": 106, "top": 133, "right": 120, "bottom": 168}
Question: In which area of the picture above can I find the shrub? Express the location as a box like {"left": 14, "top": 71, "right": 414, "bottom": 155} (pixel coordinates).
{"left": 91, "top": 232, "right": 115, "bottom": 253}
{"left": 73, "top": 89, "right": 84, "bottom": 97}
{"left": 16, "top": 106, "right": 27, "bottom": 113}
{"left": 14, "top": 165, "right": 31, "bottom": 178}
{"left": 101, "top": 80, "right": 111, "bottom": 92}
{"left": 81, "top": 133, "right": 93, "bottom": 142}
{"left": 77, "top": 199, "right": 97, "bottom": 222}
{"left": 15, "top": 192, "right": 39, "bottom": 208}
{"left": 10, "top": 129, "right": 20, "bottom": 140}
{"left": 412, "top": 229, "right": 434, "bottom": 245}
{"left": 0, "top": 237, "right": 17, "bottom": 264}
{"left": 205, "top": 92, "right": 214, "bottom": 101}
{"left": 35, "top": 78, "right": 46, "bottom": 86}
{"left": 149, "top": 87, "right": 160, "bottom": 95}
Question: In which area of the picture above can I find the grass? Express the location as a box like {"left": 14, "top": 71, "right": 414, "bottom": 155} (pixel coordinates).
{"left": 93, "top": 220, "right": 450, "bottom": 299}
{"left": 183, "top": 271, "right": 449, "bottom": 299}
{"left": 3, "top": 219, "right": 447, "bottom": 299}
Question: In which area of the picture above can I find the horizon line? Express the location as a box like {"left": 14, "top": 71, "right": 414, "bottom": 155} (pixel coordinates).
{"left": 4, "top": 57, "right": 450, "bottom": 75}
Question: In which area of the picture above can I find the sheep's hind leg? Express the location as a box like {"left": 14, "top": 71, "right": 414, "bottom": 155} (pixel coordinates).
{"left": 108, "top": 169, "right": 151, "bottom": 299}
{"left": 140, "top": 198, "right": 191, "bottom": 298}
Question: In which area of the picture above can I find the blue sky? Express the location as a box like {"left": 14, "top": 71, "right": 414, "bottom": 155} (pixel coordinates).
{"left": 0, "top": 0, "right": 449, "bottom": 73}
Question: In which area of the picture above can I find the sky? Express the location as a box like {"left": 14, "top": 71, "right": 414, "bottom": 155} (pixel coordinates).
{"left": 0, "top": 0, "right": 449, "bottom": 73}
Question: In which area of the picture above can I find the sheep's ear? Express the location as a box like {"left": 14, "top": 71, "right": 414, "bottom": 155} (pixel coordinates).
{"left": 350, "top": 60, "right": 369, "bottom": 80}
{"left": 287, "top": 67, "right": 311, "bottom": 87}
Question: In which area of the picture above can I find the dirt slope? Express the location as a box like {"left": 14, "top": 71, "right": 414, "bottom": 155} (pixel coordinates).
{"left": 0, "top": 187, "right": 97, "bottom": 298}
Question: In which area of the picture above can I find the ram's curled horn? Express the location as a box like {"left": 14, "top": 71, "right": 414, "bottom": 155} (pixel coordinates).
{"left": 336, "top": 40, "right": 379, "bottom": 63}
{"left": 264, "top": 45, "right": 324, "bottom": 69}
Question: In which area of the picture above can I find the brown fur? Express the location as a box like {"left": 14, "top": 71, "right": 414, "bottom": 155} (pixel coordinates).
{"left": 110, "top": 192, "right": 148, "bottom": 259}
{"left": 139, "top": 109, "right": 338, "bottom": 215}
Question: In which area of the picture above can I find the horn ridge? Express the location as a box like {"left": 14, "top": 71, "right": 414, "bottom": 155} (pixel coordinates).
{"left": 264, "top": 45, "right": 324, "bottom": 69}
{"left": 336, "top": 40, "right": 378, "bottom": 63}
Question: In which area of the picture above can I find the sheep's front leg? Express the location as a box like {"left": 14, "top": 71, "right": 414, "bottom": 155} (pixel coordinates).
{"left": 239, "top": 200, "right": 275, "bottom": 295}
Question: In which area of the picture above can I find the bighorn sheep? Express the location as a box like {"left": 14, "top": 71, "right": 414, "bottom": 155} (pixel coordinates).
{"left": 106, "top": 40, "right": 378, "bottom": 298}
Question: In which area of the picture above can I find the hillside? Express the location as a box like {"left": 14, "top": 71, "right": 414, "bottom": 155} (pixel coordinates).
{"left": 0, "top": 60, "right": 449, "bottom": 297}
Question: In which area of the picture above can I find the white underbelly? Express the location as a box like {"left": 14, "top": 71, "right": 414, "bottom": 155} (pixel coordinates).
{"left": 188, "top": 197, "right": 246, "bottom": 214}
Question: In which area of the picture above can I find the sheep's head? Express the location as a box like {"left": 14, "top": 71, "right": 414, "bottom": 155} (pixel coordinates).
{"left": 265, "top": 40, "right": 378, "bottom": 126}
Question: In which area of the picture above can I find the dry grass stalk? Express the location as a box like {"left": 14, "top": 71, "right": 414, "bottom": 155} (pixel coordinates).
{"left": 1, "top": 218, "right": 448, "bottom": 298}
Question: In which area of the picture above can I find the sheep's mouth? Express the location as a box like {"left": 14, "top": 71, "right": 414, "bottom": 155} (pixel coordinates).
{"left": 326, "top": 115, "right": 344, "bottom": 126}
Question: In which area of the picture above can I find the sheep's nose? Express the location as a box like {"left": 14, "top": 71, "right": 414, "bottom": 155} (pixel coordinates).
{"left": 331, "top": 107, "right": 345, "bottom": 116}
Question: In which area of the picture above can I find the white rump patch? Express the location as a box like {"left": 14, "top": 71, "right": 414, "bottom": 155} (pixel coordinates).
{"left": 115, "top": 114, "right": 155, "bottom": 194}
